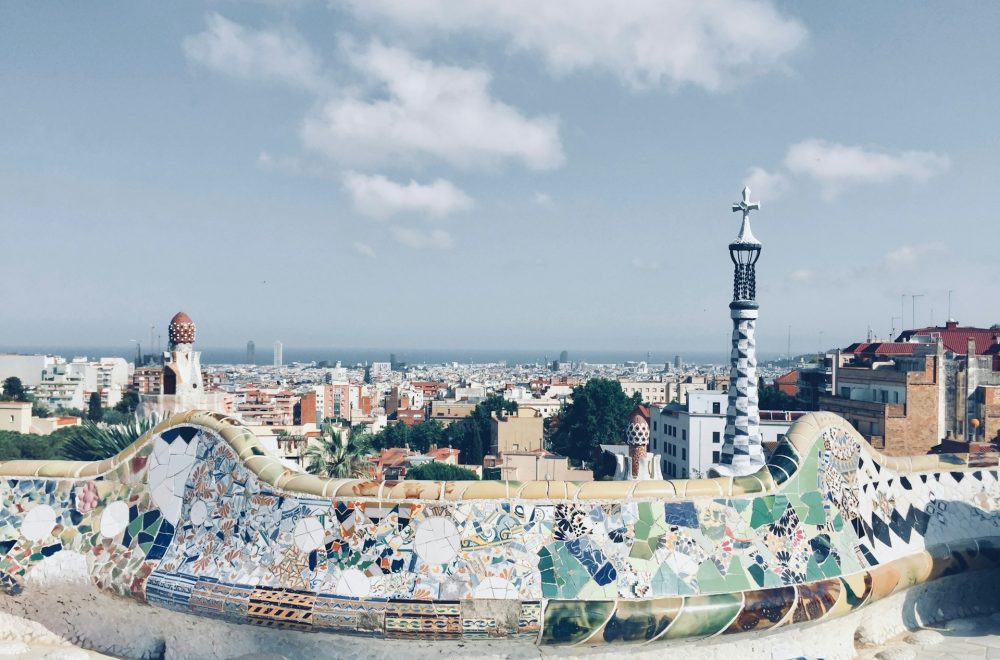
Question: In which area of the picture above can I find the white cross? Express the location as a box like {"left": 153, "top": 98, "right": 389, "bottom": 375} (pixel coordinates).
{"left": 732, "top": 186, "right": 760, "bottom": 220}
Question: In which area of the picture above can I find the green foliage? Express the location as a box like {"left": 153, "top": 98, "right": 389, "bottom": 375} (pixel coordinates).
{"left": 550, "top": 378, "right": 642, "bottom": 464}
{"left": 87, "top": 392, "right": 103, "bottom": 422}
{"left": 757, "top": 381, "right": 799, "bottom": 411}
{"left": 100, "top": 409, "right": 129, "bottom": 425}
{"left": 114, "top": 390, "right": 140, "bottom": 414}
{"left": 304, "top": 426, "right": 372, "bottom": 479}
{"left": 32, "top": 401, "right": 51, "bottom": 418}
{"left": 61, "top": 417, "right": 155, "bottom": 462}
{"left": 364, "top": 395, "right": 515, "bottom": 466}
{"left": 367, "top": 420, "right": 447, "bottom": 453}
{"left": 405, "top": 461, "right": 479, "bottom": 481}
{"left": 2, "top": 377, "right": 26, "bottom": 401}
{"left": 593, "top": 449, "right": 619, "bottom": 480}
{"left": 0, "top": 428, "right": 75, "bottom": 460}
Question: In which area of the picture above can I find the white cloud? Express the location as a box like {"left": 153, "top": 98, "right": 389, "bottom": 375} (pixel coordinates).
{"left": 390, "top": 226, "right": 454, "bottom": 249}
{"left": 533, "top": 192, "right": 553, "bottom": 206}
{"left": 338, "top": 0, "right": 807, "bottom": 91}
{"left": 882, "top": 243, "right": 946, "bottom": 272}
{"left": 743, "top": 166, "right": 789, "bottom": 201}
{"left": 300, "top": 42, "right": 564, "bottom": 170}
{"left": 789, "top": 269, "right": 814, "bottom": 283}
{"left": 183, "top": 13, "right": 325, "bottom": 91}
{"left": 343, "top": 172, "right": 474, "bottom": 219}
{"left": 352, "top": 241, "right": 376, "bottom": 258}
{"left": 784, "top": 139, "right": 950, "bottom": 199}
{"left": 631, "top": 257, "right": 662, "bottom": 271}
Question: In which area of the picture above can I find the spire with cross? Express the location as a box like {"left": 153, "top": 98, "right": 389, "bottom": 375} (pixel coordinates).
{"left": 728, "top": 186, "right": 763, "bottom": 302}
{"left": 731, "top": 186, "right": 761, "bottom": 246}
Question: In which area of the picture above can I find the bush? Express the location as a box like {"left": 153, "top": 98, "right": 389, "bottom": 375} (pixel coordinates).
{"left": 405, "top": 462, "right": 480, "bottom": 481}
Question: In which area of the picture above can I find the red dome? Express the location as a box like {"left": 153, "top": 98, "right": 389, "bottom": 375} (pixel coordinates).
{"left": 168, "top": 311, "right": 196, "bottom": 345}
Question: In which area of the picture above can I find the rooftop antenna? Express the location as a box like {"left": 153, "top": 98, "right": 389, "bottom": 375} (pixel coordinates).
{"left": 901, "top": 294, "right": 906, "bottom": 332}
{"left": 948, "top": 289, "right": 954, "bottom": 321}
{"left": 911, "top": 294, "right": 924, "bottom": 331}
{"left": 891, "top": 316, "right": 902, "bottom": 338}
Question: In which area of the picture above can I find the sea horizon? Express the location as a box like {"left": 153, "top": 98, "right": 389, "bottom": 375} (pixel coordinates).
{"left": 0, "top": 345, "right": 802, "bottom": 367}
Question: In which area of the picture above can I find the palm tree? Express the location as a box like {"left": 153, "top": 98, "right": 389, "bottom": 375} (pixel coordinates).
{"left": 61, "top": 416, "right": 157, "bottom": 462}
{"left": 304, "top": 425, "right": 372, "bottom": 479}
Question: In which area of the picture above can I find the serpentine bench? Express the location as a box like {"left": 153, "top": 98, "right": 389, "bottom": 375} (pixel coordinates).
{"left": 1, "top": 410, "right": 998, "bottom": 647}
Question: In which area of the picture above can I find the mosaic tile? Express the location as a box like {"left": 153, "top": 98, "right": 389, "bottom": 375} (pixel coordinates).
{"left": 2, "top": 412, "right": 1000, "bottom": 645}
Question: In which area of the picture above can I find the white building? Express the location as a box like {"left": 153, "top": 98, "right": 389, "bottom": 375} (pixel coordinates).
{"left": 650, "top": 391, "right": 804, "bottom": 479}
{"left": 34, "top": 361, "right": 86, "bottom": 410}
{"left": 0, "top": 354, "right": 56, "bottom": 388}
{"left": 618, "top": 379, "right": 670, "bottom": 404}
{"left": 273, "top": 341, "right": 283, "bottom": 368}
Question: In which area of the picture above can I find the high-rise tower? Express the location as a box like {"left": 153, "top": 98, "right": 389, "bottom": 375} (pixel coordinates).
{"left": 246, "top": 340, "right": 255, "bottom": 365}
{"left": 273, "top": 341, "right": 283, "bottom": 367}
{"left": 715, "top": 187, "right": 765, "bottom": 476}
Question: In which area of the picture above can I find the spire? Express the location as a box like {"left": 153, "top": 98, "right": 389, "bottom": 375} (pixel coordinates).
{"left": 714, "top": 186, "right": 766, "bottom": 477}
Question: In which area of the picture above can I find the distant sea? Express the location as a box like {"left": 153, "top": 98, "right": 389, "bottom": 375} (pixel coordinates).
{"left": 0, "top": 345, "right": 790, "bottom": 367}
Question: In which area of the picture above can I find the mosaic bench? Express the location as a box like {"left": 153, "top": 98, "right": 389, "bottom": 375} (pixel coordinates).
{"left": 1, "top": 410, "right": 999, "bottom": 647}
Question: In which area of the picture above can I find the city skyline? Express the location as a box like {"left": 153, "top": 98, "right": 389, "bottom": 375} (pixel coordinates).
{"left": 2, "top": 4, "right": 999, "bottom": 351}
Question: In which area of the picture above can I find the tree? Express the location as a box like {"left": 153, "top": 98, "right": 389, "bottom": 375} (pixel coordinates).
{"left": 2, "top": 377, "right": 25, "bottom": 401}
{"left": 61, "top": 417, "right": 155, "bottom": 461}
{"left": 304, "top": 425, "right": 372, "bottom": 479}
{"left": 87, "top": 392, "right": 103, "bottom": 422}
{"left": 593, "top": 449, "right": 619, "bottom": 481}
{"left": 757, "top": 379, "right": 799, "bottom": 411}
{"left": 405, "top": 462, "right": 479, "bottom": 481}
{"left": 464, "top": 423, "right": 485, "bottom": 465}
{"left": 114, "top": 390, "right": 140, "bottom": 415}
{"left": 101, "top": 409, "right": 129, "bottom": 425}
{"left": 550, "top": 378, "right": 641, "bottom": 464}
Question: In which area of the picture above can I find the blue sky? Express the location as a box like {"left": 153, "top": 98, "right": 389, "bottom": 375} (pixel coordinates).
{"left": 1, "top": 2, "right": 998, "bottom": 355}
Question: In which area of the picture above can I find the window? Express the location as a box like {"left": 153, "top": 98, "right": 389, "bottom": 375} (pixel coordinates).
{"left": 712, "top": 402, "right": 721, "bottom": 414}
{"left": 682, "top": 430, "right": 687, "bottom": 441}
{"left": 712, "top": 451, "right": 720, "bottom": 463}
{"left": 652, "top": 421, "right": 657, "bottom": 431}
{"left": 681, "top": 448, "right": 686, "bottom": 461}
{"left": 682, "top": 468, "right": 688, "bottom": 478}
{"left": 893, "top": 392, "right": 899, "bottom": 404}
{"left": 712, "top": 431, "right": 720, "bottom": 444}
{"left": 840, "top": 386, "right": 850, "bottom": 398}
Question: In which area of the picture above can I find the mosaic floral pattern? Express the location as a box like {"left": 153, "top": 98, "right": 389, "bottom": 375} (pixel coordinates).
{"left": 2, "top": 411, "right": 1000, "bottom": 645}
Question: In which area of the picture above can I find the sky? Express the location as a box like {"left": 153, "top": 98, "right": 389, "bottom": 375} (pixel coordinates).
{"left": 1, "top": 2, "right": 998, "bottom": 357}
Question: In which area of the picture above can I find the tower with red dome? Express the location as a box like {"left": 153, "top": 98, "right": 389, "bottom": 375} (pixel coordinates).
{"left": 140, "top": 311, "right": 228, "bottom": 418}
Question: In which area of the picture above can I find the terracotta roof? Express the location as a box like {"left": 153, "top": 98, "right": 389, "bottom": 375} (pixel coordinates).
{"left": 775, "top": 370, "right": 799, "bottom": 384}
{"left": 843, "top": 342, "right": 918, "bottom": 356}
{"left": 896, "top": 322, "right": 1000, "bottom": 355}
{"left": 631, "top": 405, "right": 650, "bottom": 420}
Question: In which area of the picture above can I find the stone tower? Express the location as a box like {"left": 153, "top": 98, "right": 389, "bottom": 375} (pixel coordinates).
{"left": 716, "top": 187, "right": 765, "bottom": 476}
{"left": 624, "top": 406, "right": 651, "bottom": 478}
